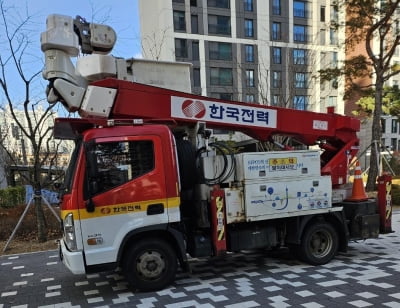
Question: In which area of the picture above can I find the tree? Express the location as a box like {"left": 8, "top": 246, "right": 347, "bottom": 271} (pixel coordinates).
{"left": 0, "top": 2, "right": 63, "bottom": 242}
{"left": 321, "top": 0, "right": 400, "bottom": 191}
{"left": 353, "top": 85, "right": 400, "bottom": 117}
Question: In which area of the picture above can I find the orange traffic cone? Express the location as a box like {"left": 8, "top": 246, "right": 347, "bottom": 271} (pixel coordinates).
{"left": 346, "top": 161, "right": 369, "bottom": 202}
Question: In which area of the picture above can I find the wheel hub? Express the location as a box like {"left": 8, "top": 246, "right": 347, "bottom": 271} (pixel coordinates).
{"left": 310, "top": 230, "right": 332, "bottom": 257}
{"left": 137, "top": 251, "right": 165, "bottom": 279}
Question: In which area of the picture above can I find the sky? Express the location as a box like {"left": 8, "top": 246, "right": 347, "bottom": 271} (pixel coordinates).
{"left": 25, "top": 0, "right": 142, "bottom": 58}
{"left": 1, "top": 0, "right": 142, "bottom": 104}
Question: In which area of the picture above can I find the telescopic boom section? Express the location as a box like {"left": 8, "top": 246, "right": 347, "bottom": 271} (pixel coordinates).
{"left": 87, "top": 78, "right": 360, "bottom": 187}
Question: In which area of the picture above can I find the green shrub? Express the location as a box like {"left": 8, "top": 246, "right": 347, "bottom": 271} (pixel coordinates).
{"left": 0, "top": 186, "right": 25, "bottom": 208}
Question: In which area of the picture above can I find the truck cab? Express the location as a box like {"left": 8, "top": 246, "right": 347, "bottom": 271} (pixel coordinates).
{"left": 58, "top": 120, "right": 186, "bottom": 290}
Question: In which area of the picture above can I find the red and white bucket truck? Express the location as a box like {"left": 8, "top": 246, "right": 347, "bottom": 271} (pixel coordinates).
{"left": 41, "top": 15, "right": 384, "bottom": 291}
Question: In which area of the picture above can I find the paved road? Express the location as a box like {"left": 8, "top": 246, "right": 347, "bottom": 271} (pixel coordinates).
{"left": 1, "top": 213, "right": 400, "bottom": 308}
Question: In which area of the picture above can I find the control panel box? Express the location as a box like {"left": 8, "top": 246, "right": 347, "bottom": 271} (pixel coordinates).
{"left": 235, "top": 150, "right": 321, "bottom": 181}
{"left": 243, "top": 176, "right": 332, "bottom": 220}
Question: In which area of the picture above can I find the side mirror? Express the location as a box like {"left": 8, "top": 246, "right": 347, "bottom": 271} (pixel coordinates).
{"left": 86, "top": 198, "right": 95, "bottom": 212}
{"left": 89, "top": 180, "right": 99, "bottom": 196}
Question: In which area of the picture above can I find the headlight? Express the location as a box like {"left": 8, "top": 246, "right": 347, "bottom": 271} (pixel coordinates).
{"left": 64, "top": 213, "right": 77, "bottom": 251}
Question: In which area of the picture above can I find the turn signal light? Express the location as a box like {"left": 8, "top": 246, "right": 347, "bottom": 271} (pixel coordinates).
{"left": 87, "top": 237, "right": 104, "bottom": 245}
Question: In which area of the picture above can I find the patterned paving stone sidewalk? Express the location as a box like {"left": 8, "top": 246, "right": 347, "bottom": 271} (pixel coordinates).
{"left": 1, "top": 212, "right": 400, "bottom": 308}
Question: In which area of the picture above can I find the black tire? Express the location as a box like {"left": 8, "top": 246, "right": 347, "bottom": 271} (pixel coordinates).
{"left": 299, "top": 222, "right": 338, "bottom": 265}
{"left": 122, "top": 238, "right": 178, "bottom": 292}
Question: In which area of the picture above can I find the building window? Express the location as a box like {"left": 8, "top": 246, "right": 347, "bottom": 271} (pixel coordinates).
{"left": 320, "top": 51, "right": 326, "bottom": 66}
{"left": 210, "top": 67, "right": 233, "bottom": 86}
{"left": 272, "top": 95, "right": 280, "bottom": 106}
{"left": 293, "top": 1, "right": 307, "bottom": 18}
{"left": 209, "top": 42, "right": 232, "bottom": 60}
{"left": 173, "top": 11, "right": 186, "bottom": 31}
{"left": 392, "top": 119, "right": 398, "bottom": 133}
{"left": 294, "top": 72, "right": 307, "bottom": 88}
{"left": 391, "top": 138, "right": 397, "bottom": 151}
{"left": 272, "top": 0, "right": 281, "bottom": 15}
{"left": 321, "top": 6, "right": 326, "bottom": 22}
{"left": 245, "top": 45, "right": 254, "bottom": 62}
{"left": 272, "top": 47, "right": 282, "bottom": 64}
{"left": 320, "top": 29, "right": 326, "bottom": 45}
{"left": 192, "top": 41, "right": 199, "bottom": 60}
{"left": 208, "top": 15, "right": 231, "bottom": 35}
{"left": 331, "top": 78, "right": 338, "bottom": 89}
{"left": 330, "top": 28, "right": 338, "bottom": 45}
{"left": 193, "top": 68, "right": 201, "bottom": 87}
{"left": 220, "top": 93, "right": 233, "bottom": 100}
{"left": 191, "top": 0, "right": 197, "bottom": 6}
{"left": 293, "top": 49, "right": 306, "bottom": 64}
{"left": 245, "top": 94, "right": 255, "bottom": 102}
{"left": 294, "top": 25, "right": 307, "bottom": 42}
{"left": 272, "top": 22, "right": 281, "bottom": 40}
{"left": 245, "top": 19, "right": 254, "bottom": 37}
{"left": 328, "top": 96, "right": 337, "bottom": 107}
{"left": 246, "top": 69, "right": 255, "bottom": 87}
{"left": 208, "top": 0, "right": 230, "bottom": 9}
{"left": 175, "top": 38, "right": 187, "bottom": 58}
{"left": 331, "top": 4, "right": 339, "bottom": 23}
{"left": 173, "top": 0, "right": 184, "bottom": 3}
{"left": 272, "top": 71, "right": 282, "bottom": 88}
{"left": 293, "top": 96, "right": 308, "bottom": 110}
{"left": 244, "top": 0, "right": 253, "bottom": 11}
{"left": 320, "top": 97, "right": 326, "bottom": 110}
{"left": 320, "top": 80, "right": 325, "bottom": 91}
{"left": 191, "top": 15, "right": 199, "bottom": 34}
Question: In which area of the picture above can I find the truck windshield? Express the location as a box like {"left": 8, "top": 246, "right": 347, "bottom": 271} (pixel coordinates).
{"left": 63, "top": 139, "right": 82, "bottom": 194}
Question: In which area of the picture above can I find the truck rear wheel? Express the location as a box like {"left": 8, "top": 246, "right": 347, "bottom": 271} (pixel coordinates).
{"left": 122, "top": 238, "right": 177, "bottom": 292}
{"left": 299, "top": 222, "right": 338, "bottom": 265}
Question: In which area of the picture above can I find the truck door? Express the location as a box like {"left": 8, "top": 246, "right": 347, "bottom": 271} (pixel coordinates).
{"left": 80, "top": 135, "right": 169, "bottom": 266}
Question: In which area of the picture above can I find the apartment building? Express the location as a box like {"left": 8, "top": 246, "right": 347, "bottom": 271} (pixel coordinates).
{"left": 139, "top": 0, "right": 345, "bottom": 113}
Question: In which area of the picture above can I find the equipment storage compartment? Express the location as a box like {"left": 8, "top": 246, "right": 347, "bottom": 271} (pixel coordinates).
{"left": 342, "top": 200, "right": 380, "bottom": 239}
{"left": 243, "top": 176, "right": 332, "bottom": 221}
{"left": 235, "top": 150, "right": 321, "bottom": 181}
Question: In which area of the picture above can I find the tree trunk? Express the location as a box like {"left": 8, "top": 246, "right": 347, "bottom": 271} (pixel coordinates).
{"left": 34, "top": 189, "right": 47, "bottom": 242}
{"left": 365, "top": 78, "right": 384, "bottom": 191}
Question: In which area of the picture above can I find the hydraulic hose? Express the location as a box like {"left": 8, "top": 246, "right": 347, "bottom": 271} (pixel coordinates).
{"left": 196, "top": 141, "right": 236, "bottom": 185}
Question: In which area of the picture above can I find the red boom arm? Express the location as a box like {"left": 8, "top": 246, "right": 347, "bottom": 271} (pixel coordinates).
{"left": 84, "top": 78, "right": 361, "bottom": 186}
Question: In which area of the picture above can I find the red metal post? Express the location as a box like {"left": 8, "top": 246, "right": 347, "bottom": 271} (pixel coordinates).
{"left": 377, "top": 174, "right": 393, "bottom": 233}
{"left": 210, "top": 187, "right": 227, "bottom": 256}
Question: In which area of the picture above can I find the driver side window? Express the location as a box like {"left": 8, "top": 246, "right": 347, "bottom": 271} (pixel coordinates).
{"left": 89, "top": 140, "right": 154, "bottom": 195}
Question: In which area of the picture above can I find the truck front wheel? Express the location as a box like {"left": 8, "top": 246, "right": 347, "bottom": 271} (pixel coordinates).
{"left": 122, "top": 238, "right": 178, "bottom": 292}
{"left": 299, "top": 222, "right": 338, "bottom": 265}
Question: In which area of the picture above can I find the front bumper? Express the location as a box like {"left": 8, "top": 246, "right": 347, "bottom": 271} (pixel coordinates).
{"left": 59, "top": 239, "right": 86, "bottom": 275}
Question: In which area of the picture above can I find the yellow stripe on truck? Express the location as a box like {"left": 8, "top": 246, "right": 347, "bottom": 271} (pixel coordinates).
{"left": 61, "top": 197, "right": 180, "bottom": 220}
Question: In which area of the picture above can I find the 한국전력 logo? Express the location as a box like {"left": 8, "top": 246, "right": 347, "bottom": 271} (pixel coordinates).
{"left": 181, "top": 99, "right": 206, "bottom": 119}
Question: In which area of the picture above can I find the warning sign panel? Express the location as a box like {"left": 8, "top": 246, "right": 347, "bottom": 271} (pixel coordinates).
{"left": 269, "top": 157, "right": 297, "bottom": 171}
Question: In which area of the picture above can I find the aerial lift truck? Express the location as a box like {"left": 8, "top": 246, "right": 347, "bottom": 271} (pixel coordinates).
{"left": 41, "top": 14, "right": 385, "bottom": 291}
